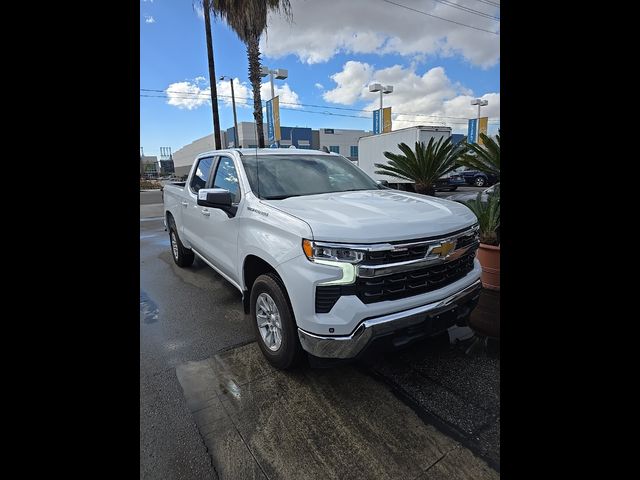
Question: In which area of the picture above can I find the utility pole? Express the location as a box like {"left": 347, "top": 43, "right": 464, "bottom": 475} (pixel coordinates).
{"left": 220, "top": 76, "right": 239, "bottom": 148}
{"left": 203, "top": 0, "right": 222, "bottom": 149}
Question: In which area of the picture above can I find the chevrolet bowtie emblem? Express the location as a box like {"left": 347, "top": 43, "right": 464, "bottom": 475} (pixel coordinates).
{"left": 429, "top": 240, "right": 456, "bottom": 259}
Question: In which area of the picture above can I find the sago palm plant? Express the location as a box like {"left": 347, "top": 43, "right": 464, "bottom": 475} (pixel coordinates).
{"left": 464, "top": 192, "right": 500, "bottom": 245}
{"left": 374, "top": 137, "right": 468, "bottom": 196}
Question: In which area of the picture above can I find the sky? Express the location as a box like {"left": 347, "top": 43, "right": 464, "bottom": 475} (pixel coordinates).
{"left": 140, "top": 0, "right": 500, "bottom": 157}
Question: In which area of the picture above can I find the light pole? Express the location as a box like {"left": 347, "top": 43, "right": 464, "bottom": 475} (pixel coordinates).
{"left": 260, "top": 66, "right": 288, "bottom": 147}
{"left": 369, "top": 83, "right": 393, "bottom": 132}
{"left": 470, "top": 98, "right": 488, "bottom": 120}
{"left": 470, "top": 98, "right": 488, "bottom": 143}
{"left": 220, "top": 75, "right": 239, "bottom": 148}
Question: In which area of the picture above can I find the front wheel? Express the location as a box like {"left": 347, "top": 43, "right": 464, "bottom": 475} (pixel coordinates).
{"left": 474, "top": 176, "right": 487, "bottom": 187}
{"left": 251, "top": 273, "right": 303, "bottom": 369}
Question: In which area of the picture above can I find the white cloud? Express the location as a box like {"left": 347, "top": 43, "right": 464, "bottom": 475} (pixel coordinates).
{"left": 166, "top": 81, "right": 210, "bottom": 110}
{"left": 165, "top": 78, "right": 301, "bottom": 111}
{"left": 323, "top": 61, "right": 499, "bottom": 133}
{"left": 261, "top": 0, "right": 499, "bottom": 68}
{"left": 194, "top": 4, "right": 205, "bottom": 20}
{"left": 314, "top": 83, "right": 324, "bottom": 90}
{"left": 323, "top": 61, "right": 373, "bottom": 104}
{"left": 260, "top": 82, "right": 302, "bottom": 109}
{"left": 145, "top": 16, "right": 155, "bottom": 24}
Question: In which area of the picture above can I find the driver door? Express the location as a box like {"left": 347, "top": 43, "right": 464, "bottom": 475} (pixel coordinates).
{"left": 199, "top": 155, "right": 243, "bottom": 283}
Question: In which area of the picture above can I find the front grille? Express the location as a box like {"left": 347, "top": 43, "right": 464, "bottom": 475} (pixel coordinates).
{"left": 365, "top": 244, "right": 427, "bottom": 265}
{"left": 363, "top": 226, "right": 477, "bottom": 265}
{"left": 315, "top": 248, "right": 477, "bottom": 313}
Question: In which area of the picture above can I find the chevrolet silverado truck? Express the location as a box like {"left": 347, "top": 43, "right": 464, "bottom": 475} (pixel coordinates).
{"left": 163, "top": 148, "right": 482, "bottom": 369}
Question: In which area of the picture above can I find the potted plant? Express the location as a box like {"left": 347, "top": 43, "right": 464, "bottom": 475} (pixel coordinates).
{"left": 464, "top": 191, "right": 500, "bottom": 290}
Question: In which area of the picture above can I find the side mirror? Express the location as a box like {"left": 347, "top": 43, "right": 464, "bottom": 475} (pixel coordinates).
{"left": 197, "top": 188, "right": 233, "bottom": 208}
{"left": 376, "top": 179, "right": 389, "bottom": 187}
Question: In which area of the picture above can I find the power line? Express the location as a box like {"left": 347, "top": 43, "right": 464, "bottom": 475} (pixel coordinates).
{"left": 140, "top": 93, "right": 499, "bottom": 125}
{"left": 381, "top": 0, "right": 499, "bottom": 35}
{"left": 429, "top": 0, "right": 499, "bottom": 21}
{"left": 141, "top": 88, "right": 497, "bottom": 121}
{"left": 470, "top": 0, "right": 500, "bottom": 8}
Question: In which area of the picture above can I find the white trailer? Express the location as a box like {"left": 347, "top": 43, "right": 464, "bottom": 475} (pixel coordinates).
{"left": 357, "top": 126, "right": 452, "bottom": 186}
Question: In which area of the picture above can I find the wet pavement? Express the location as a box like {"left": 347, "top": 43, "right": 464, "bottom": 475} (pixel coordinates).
{"left": 140, "top": 200, "right": 500, "bottom": 479}
{"left": 176, "top": 342, "right": 498, "bottom": 480}
{"left": 360, "top": 326, "right": 500, "bottom": 471}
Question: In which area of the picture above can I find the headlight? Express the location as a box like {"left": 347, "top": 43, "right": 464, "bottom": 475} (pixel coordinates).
{"left": 302, "top": 239, "right": 364, "bottom": 263}
{"left": 302, "top": 239, "right": 362, "bottom": 286}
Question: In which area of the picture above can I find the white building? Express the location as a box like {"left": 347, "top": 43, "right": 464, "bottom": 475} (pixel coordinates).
{"left": 172, "top": 132, "right": 228, "bottom": 178}
{"left": 317, "top": 128, "right": 372, "bottom": 161}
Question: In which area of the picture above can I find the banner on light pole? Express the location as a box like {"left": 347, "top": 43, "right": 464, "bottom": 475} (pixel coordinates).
{"left": 478, "top": 117, "right": 488, "bottom": 145}
{"left": 382, "top": 107, "right": 392, "bottom": 133}
{"left": 373, "top": 109, "right": 381, "bottom": 134}
{"left": 468, "top": 118, "right": 478, "bottom": 144}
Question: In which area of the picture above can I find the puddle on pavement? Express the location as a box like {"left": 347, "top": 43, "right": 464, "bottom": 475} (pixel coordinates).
{"left": 140, "top": 290, "right": 159, "bottom": 324}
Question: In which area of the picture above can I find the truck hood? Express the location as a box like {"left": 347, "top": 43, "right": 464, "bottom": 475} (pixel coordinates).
{"left": 262, "top": 189, "right": 477, "bottom": 243}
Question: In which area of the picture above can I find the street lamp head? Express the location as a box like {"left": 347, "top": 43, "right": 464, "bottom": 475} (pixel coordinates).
{"left": 369, "top": 83, "right": 382, "bottom": 93}
{"left": 471, "top": 98, "right": 488, "bottom": 106}
{"left": 260, "top": 66, "right": 270, "bottom": 77}
{"left": 274, "top": 68, "right": 288, "bottom": 80}
{"left": 382, "top": 85, "right": 394, "bottom": 94}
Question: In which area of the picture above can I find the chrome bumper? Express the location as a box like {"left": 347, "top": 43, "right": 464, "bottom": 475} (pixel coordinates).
{"left": 297, "top": 279, "right": 482, "bottom": 359}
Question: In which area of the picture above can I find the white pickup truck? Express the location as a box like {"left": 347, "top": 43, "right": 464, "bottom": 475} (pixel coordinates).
{"left": 163, "top": 148, "right": 482, "bottom": 369}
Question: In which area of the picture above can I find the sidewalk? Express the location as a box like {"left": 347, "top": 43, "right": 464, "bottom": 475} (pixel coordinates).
{"left": 140, "top": 203, "right": 164, "bottom": 219}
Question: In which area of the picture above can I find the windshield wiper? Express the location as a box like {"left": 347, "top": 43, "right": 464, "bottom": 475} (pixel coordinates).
{"left": 262, "top": 194, "right": 300, "bottom": 200}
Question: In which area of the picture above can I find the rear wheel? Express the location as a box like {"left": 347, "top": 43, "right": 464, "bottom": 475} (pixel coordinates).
{"left": 169, "top": 224, "right": 194, "bottom": 267}
{"left": 474, "top": 176, "right": 486, "bottom": 187}
{"left": 251, "top": 273, "right": 303, "bottom": 369}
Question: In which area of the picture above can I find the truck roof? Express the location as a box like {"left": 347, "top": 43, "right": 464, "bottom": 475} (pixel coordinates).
{"left": 196, "top": 147, "right": 334, "bottom": 159}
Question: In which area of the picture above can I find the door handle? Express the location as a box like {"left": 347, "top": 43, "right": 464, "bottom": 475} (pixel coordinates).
{"left": 181, "top": 201, "right": 188, "bottom": 207}
{"left": 201, "top": 209, "right": 210, "bottom": 216}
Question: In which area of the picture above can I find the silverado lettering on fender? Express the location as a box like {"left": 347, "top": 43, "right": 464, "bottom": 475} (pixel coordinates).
{"left": 163, "top": 148, "right": 482, "bottom": 369}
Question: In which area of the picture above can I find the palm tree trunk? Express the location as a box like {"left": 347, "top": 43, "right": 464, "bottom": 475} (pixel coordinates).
{"left": 247, "top": 34, "right": 265, "bottom": 148}
{"left": 203, "top": 0, "right": 222, "bottom": 149}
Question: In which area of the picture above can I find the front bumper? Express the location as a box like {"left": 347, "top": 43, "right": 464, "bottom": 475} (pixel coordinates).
{"left": 297, "top": 279, "right": 482, "bottom": 359}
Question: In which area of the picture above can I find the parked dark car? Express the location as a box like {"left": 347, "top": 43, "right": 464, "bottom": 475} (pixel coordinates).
{"left": 435, "top": 172, "right": 467, "bottom": 191}
{"left": 457, "top": 168, "right": 498, "bottom": 187}
{"left": 446, "top": 183, "right": 500, "bottom": 203}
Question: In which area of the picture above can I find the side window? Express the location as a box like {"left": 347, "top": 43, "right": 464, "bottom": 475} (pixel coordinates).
{"left": 212, "top": 157, "right": 241, "bottom": 203}
{"left": 190, "top": 157, "right": 214, "bottom": 193}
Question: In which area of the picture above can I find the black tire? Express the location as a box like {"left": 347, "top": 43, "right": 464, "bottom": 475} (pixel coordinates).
{"left": 473, "top": 176, "right": 486, "bottom": 187}
{"left": 250, "top": 273, "right": 303, "bottom": 369}
{"left": 169, "top": 223, "right": 194, "bottom": 267}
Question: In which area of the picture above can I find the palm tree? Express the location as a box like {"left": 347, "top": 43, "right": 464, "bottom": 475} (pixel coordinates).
{"left": 210, "top": 0, "right": 292, "bottom": 148}
{"left": 375, "top": 137, "right": 468, "bottom": 196}
{"left": 458, "top": 131, "right": 500, "bottom": 180}
{"left": 198, "top": 0, "right": 222, "bottom": 149}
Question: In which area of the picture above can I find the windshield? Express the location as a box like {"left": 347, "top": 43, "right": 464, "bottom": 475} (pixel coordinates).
{"left": 241, "top": 154, "right": 381, "bottom": 199}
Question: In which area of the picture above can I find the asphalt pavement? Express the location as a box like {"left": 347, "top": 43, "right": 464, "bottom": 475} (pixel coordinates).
{"left": 140, "top": 186, "right": 499, "bottom": 479}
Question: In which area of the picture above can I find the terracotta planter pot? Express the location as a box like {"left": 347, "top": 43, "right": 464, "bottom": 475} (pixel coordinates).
{"left": 476, "top": 243, "right": 500, "bottom": 291}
